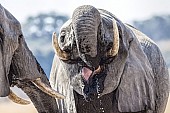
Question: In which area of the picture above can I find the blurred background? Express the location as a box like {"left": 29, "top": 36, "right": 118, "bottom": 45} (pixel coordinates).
{"left": 0, "top": 0, "right": 170, "bottom": 113}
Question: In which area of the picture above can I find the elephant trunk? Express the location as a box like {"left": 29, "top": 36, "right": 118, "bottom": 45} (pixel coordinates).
{"left": 0, "top": 50, "right": 10, "bottom": 97}
{"left": 72, "top": 5, "right": 101, "bottom": 69}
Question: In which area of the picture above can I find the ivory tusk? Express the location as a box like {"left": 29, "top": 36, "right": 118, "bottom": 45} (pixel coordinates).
{"left": 32, "top": 78, "right": 65, "bottom": 99}
{"left": 111, "top": 19, "right": 119, "bottom": 56}
{"left": 94, "top": 66, "right": 101, "bottom": 74}
{"left": 52, "top": 32, "right": 70, "bottom": 60}
{"left": 8, "top": 89, "right": 30, "bottom": 105}
{"left": 107, "top": 19, "right": 119, "bottom": 57}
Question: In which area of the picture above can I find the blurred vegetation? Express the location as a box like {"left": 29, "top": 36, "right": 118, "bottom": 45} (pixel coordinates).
{"left": 133, "top": 15, "right": 170, "bottom": 41}
{"left": 22, "top": 12, "right": 69, "bottom": 76}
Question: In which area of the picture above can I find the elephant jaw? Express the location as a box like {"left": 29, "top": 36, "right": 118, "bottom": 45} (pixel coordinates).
{"left": 81, "top": 65, "right": 106, "bottom": 102}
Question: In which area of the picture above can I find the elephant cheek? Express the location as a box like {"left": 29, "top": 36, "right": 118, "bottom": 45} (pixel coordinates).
{"left": 0, "top": 51, "right": 10, "bottom": 97}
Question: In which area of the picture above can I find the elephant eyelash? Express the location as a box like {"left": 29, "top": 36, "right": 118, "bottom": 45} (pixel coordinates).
{"left": 60, "top": 31, "right": 66, "bottom": 36}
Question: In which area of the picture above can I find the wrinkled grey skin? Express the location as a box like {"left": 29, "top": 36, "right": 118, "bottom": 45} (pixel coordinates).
{"left": 50, "top": 5, "right": 169, "bottom": 113}
{"left": 0, "top": 4, "right": 58, "bottom": 113}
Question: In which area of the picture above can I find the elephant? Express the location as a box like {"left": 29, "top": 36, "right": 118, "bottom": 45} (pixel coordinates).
{"left": 50, "top": 5, "right": 170, "bottom": 113}
{"left": 0, "top": 4, "right": 65, "bottom": 113}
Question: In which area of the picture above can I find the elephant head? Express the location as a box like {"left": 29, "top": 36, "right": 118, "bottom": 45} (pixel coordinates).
{"left": 0, "top": 4, "right": 64, "bottom": 113}
{"left": 52, "top": 5, "right": 124, "bottom": 102}
{"left": 50, "top": 5, "right": 169, "bottom": 113}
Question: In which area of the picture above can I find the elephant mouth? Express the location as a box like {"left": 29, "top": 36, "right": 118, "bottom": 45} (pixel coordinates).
{"left": 81, "top": 65, "right": 107, "bottom": 102}
{"left": 81, "top": 66, "right": 101, "bottom": 81}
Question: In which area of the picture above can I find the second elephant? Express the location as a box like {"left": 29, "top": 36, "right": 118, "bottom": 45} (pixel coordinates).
{"left": 0, "top": 4, "right": 63, "bottom": 113}
{"left": 50, "top": 5, "right": 169, "bottom": 113}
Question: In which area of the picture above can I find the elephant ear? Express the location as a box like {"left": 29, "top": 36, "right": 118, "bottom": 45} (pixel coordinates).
{"left": 96, "top": 9, "right": 156, "bottom": 112}
{"left": 116, "top": 24, "right": 155, "bottom": 112}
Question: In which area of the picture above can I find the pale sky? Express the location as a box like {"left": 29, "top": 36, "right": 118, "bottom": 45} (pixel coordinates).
{"left": 1, "top": 0, "right": 170, "bottom": 23}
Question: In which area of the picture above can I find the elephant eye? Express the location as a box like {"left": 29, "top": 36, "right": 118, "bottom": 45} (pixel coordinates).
{"left": 60, "top": 32, "right": 65, "bottom": 43}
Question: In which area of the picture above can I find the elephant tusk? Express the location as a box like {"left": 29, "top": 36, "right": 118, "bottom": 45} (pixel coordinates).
{"left": 94, "top": 66, "right": 101, "bottom": 74}
{"left": 32, "top": 78, "right": 65, "bottom": 99}
{"left": 107, "top": 18, "right": 119, "bottom": 57}
{"left": 8, "top": 89, "right": 30, "bottom": 105}
{"left": 52, "top": 32, "right": 70, "bottom": 60}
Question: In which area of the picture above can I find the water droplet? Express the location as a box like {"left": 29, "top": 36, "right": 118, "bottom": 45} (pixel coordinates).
{"left": 97, "top": 93, "right": 100, "bottom": 98}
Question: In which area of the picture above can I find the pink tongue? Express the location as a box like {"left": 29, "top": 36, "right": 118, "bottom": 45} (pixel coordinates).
{"left": 82, "top": 67, "right": 92, "bottom": 81}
